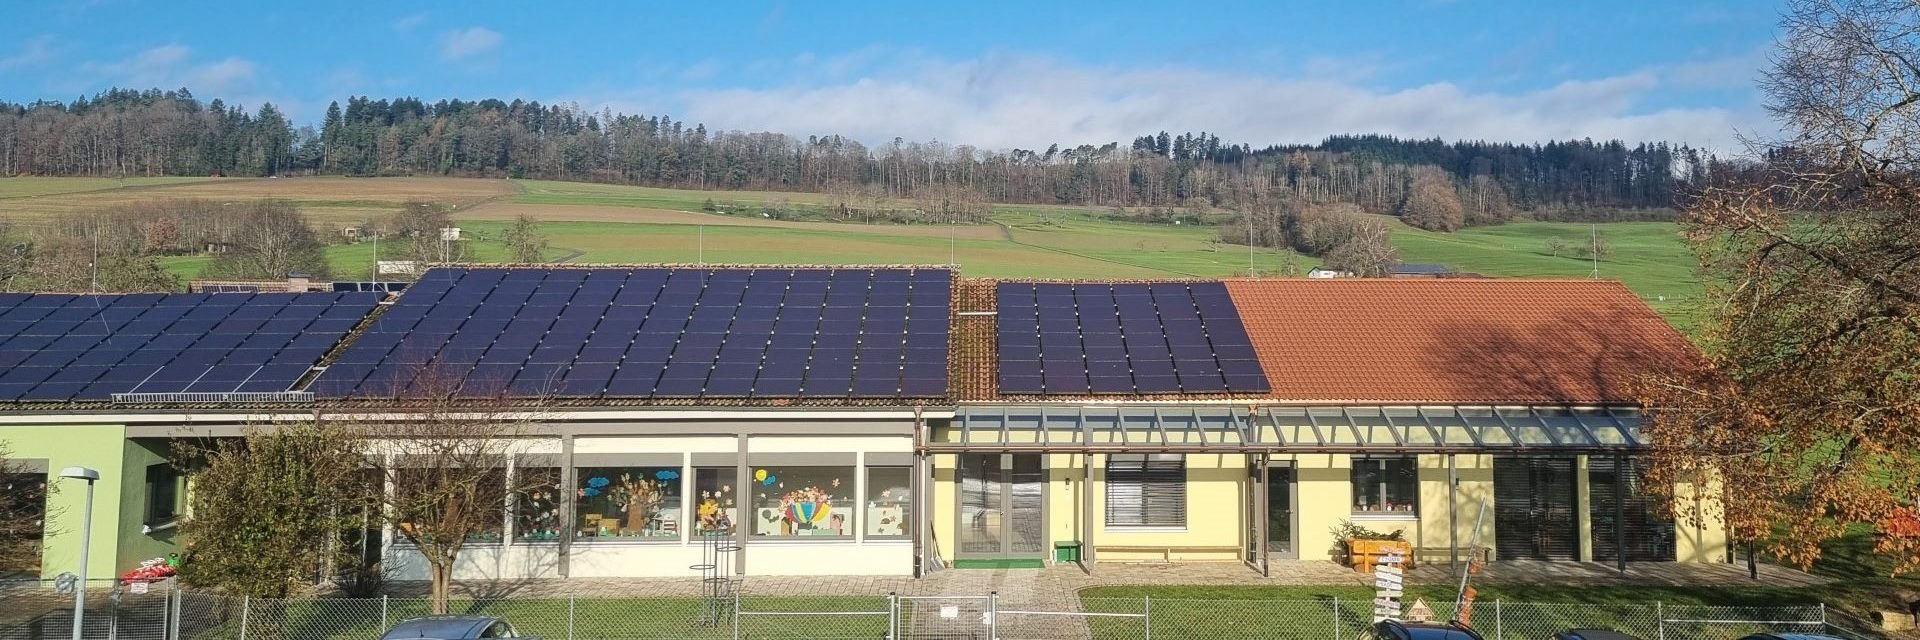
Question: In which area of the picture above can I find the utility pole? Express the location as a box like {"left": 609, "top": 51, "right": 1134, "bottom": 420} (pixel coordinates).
{"left": 1589, "top": 224, "right": 1599, "bottom": 279}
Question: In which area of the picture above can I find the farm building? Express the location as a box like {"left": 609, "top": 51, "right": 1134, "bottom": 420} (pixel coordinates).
{"left": 0, "top": 266, "right": 1721, "bottom": 582}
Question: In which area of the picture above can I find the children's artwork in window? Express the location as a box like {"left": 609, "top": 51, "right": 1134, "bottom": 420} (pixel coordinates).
{"left": 693, "top": 467, "right": 736, "bottom": 536}
{"left": 865, "top": 467, "right": 911, "bottom": 538}
{"left": 575, "top": 467, "right": 683, "bottom": 539}
{"left": 750, "top": 466, "right": 852, "bottom": 537}
{"left": 513, "top": 467, "right": 562, "bottom": 541}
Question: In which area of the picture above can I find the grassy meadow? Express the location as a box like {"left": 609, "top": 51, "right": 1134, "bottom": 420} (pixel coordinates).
{"left": 5, "top": 175, "right": 1702, "bottom": 327}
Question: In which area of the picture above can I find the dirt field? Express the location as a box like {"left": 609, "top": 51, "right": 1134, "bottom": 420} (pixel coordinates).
{"left": 461, "top": 201, "right": 1007, "bottom": 240}
{"left": 0, "top": 176, "right": 516, "bottom": 226}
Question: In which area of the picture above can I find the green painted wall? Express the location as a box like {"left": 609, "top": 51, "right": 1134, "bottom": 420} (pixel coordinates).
{"left": 0, "top": 425, "right": 179, "bottom": 580}
{"left": 115, "top": 438, "right": 179, "bottom": 570}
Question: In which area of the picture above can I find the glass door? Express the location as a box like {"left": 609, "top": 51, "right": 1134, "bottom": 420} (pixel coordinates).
{"left": 956, "top": 453, "right": 1046, "bottom": 560}
{"left": 1267, "top": 464, "right": 1295, "bottom": 558}
{"left": 1246, "top": 456, "right": 1298, "bottom": 571}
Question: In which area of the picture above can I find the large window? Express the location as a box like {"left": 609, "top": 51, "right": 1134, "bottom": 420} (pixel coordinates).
{"left": 1105, "top": 454, "right": 1186, "bottom": 528}
{"left": 576, "top": 467, "right": 683, "bottom": 540}
{"left": 513, "top": 467, "right": 562, "bottom": 542}
{"left": 864, "top": 467, "right": 911, "bottom": 538}
{"left": 145, "top": 463, "right": 181, "bottom": 526}
{"left": 1351, "top": 457, "right": 1418, "bottom": 514}
{"left": 692, "top": 468, "right": 737, "bottom": 537}
{"left": 750, "top": 466, "right": 854, "bottom": 537}
{"left": 392, "top": 467, "right": 508, "bottom": 544}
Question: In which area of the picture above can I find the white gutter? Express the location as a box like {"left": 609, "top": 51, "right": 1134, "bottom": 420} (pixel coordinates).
{"left": 0, "top": 408, "right": 957, "bottom": 426}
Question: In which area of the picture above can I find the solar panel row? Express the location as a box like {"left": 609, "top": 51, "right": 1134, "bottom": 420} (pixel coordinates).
{"left": 0, "top": 291, "right": 383, "bottom": 402}
{"left": 308, "top": 267, "right": 951, "bottom": 399}
{"left": 995, "top": 281, "right": 1268, "bottom": 395}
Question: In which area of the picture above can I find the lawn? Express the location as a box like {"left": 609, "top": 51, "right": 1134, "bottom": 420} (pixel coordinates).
{"left": 190, "top": 595, "right": 892, "bottom": 640}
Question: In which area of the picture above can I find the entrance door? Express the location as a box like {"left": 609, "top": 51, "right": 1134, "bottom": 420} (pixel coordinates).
{"left": 1493, "top": 457, "right": 1579, "bottom": 560}
{"left": 1245, "top": 457, "right": 1297, "bottom": 570}
{"left": 956, "top": 454, "right": 1046, "bottom": 561}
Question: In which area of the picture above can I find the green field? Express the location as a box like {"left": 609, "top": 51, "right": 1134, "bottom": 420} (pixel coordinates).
{"left": 21, "top": 176, "right": 1702, "bottom": 327}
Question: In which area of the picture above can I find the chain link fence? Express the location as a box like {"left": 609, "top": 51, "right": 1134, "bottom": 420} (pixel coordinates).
{"left": 0, "top": 580, "right": 1888, "bottom": 640}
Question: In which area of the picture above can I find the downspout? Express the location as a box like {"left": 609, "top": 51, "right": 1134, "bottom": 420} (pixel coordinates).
{"left": 912, "top": 404, "right": 926, "bottom": 578}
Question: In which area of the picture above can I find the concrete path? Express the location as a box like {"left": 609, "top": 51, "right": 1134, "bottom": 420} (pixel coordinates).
{"left": 402, "top": 559, "right": 1821, "bottom": 605}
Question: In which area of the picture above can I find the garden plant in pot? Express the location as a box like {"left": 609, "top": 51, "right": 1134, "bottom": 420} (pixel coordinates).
{"left": 1335, "top": 520, "right": 1412, "bottom": 572}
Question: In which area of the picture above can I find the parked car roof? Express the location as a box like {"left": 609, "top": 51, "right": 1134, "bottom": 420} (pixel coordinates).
{"left": 1736, "top": 634, "right": 1846, "bottom": 640}
{"left": 380, "top": 615, "right": 504, "bottom": 640}
{"left": 1554, "top": 630, "right": 1645, "bottom": 640}
{"left": 1373, "top": 620, "right": 1487, "bottom": 640}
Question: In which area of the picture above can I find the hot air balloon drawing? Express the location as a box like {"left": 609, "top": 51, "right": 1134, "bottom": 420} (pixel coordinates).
{"left": 778, "top": 485, "right": 834, "bottom": 535}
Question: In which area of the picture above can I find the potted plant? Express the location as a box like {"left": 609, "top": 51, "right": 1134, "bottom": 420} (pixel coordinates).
{"left": 1334, "top": 520, "right": 1412, "bottom": 571}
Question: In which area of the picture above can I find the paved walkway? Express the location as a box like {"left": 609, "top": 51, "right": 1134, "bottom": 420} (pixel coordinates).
{"left": 403, "top": 559, "right": 1823, "bottom": 605}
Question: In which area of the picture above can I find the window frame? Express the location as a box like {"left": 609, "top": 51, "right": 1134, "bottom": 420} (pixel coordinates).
{"left": 1104, "top": 453, "right": 1187, "bottom": 529}
{"left": 143, "top": 463, "right": 182, "bottom": 528}
{"left": 748, "top": 465, "right": 857, "bottom": 540}
{"left": 572, "top": 466, "right": 686, "bottom": 543}
{"left": 862, "top": 466, "right": 912, "bottom": 540}
{"left": 1350, "top": 456, "right": 1420, "bottom": 516}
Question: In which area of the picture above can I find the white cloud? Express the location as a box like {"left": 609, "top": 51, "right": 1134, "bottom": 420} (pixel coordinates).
{"left": 393, "top": 12, "right": 428, "bottom": 32}
{"left": 654, "top": 51, "right": 1768, "bottom": 152}
{"left": 86, "top": 44, "right": 258, "bottom": 96}
{"left": 439, "top": 27, "right": 502, "bottom": 61}
{"left": 0, "top": 36, "right": 57, "bottom": 72}
{"left": 1662, "top": 51, "right": 1766, "bottom": 90}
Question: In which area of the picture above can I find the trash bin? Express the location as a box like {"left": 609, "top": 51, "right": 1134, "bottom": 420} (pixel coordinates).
{"left": 1054, "top": 540, "right": 1081, "bottom": 562}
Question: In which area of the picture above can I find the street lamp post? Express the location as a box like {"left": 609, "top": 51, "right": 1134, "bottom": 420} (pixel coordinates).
{"left": 60, "top": 466, "right": 100, "bottom": 640}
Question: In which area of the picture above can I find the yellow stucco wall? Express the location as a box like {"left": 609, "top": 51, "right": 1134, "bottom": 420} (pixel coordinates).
{"left": 1674, "top": 473, "right": 1729, "bottom": 563}
{"left": 922, "top": 443, "right": 1729, "bottom": 569}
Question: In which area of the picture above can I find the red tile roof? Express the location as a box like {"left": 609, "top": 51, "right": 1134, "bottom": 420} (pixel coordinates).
{"left": 1223, "top": 279, "right": 1699, "bottom": 404}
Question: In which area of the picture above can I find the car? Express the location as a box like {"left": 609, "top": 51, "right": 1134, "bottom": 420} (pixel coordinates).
{"left": 1371, "top": 620, "right": 1488, "bottom": 640}
{"left": 1554, "top": 630, "right": 1645, "bottom": 640}
{"left": 379, "top": 615, "right": 529, "bottom": 640}
{"left": 1735, "top": 635, "right": 1847, "bottom": 640}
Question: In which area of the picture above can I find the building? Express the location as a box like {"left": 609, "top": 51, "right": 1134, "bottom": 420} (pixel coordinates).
{"left": 1307, "top": 263, "right": 1457, "bottom": 279}
{"left": 0, "top": 267, "right": 1720, "bottom": 582}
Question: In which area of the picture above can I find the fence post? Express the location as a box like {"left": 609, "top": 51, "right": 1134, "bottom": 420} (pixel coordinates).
{"left": 1819, "top": 602, "right": 1827, "bottom": 628}
{"left": 567, "top": 595, "right": 576, "bottom": 640}
{"left": 380, "top": 595, "right": 389, "bottom": 630}
{"left": 1656, "top": 600, "right": 1665, "bottom": 640}
{"left": 1143, "top": 595, "right": 1152, "bottom": 640}
{"left": 1331, "top": 596, "right": 1341, "bottom": 640}
{"left": 239, "top": 595, "right": 250, "bottom": 640}
{"left": 168, "top": 584, "right": 181, "bottom": 640}
{"left": 887, "top": 592, "right": 898, "bottom": 640}
{"left": 988, "top": 591, "right": 998, "bottom": 640}
{"left": 1494, "top": 600, "right": 1502, "bottom": 640}
{"left": 731, "top": 589, "right": 740, "bottom": 640}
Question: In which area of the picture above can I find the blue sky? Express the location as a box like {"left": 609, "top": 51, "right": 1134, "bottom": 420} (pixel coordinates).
{"left": 0, "top": 0, "right": 1783, "bottom": 150}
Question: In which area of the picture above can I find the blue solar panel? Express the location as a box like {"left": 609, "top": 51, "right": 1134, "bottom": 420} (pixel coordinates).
{"left": 0, "top": 289, "right": 376, "bottom": 401}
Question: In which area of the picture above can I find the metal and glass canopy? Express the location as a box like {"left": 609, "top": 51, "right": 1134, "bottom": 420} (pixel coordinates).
{"left": 929, "top": 404, "right": 1643, "bottom": 453}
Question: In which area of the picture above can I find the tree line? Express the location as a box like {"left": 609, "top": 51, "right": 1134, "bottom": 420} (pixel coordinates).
{"left": 1, "top": 88, "right": 1710, "bottom": 220}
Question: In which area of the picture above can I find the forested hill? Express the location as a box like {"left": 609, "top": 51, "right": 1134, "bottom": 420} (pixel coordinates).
{"left": 0, "top": 88, "right": 1707, "bottom": 216}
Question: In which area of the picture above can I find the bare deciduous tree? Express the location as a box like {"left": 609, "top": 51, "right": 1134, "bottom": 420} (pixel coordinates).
{"left": 354, "top": 368, "right": 547, "bottom": 613}
{"left": 203, "top": 200, "right": 332, "bottom": 280}
{"left": 0, "top": 443, "right": 54, "bottom": 576}
{"left": 1399, "top": 166, "right": 1465, "bottom": 232}
{"left": 1641, "top": 0, "right": 1920, "bottom": 574}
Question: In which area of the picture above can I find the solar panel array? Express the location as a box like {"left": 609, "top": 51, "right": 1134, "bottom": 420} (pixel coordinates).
{"left": 309, "top": 267, "right": 951, "bottom": 399}
{"left": 0, "top": 291, "right": 383, "bottom": 402}
{"left": 996, "top": 281, "right": 1269, "bottom": 395}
